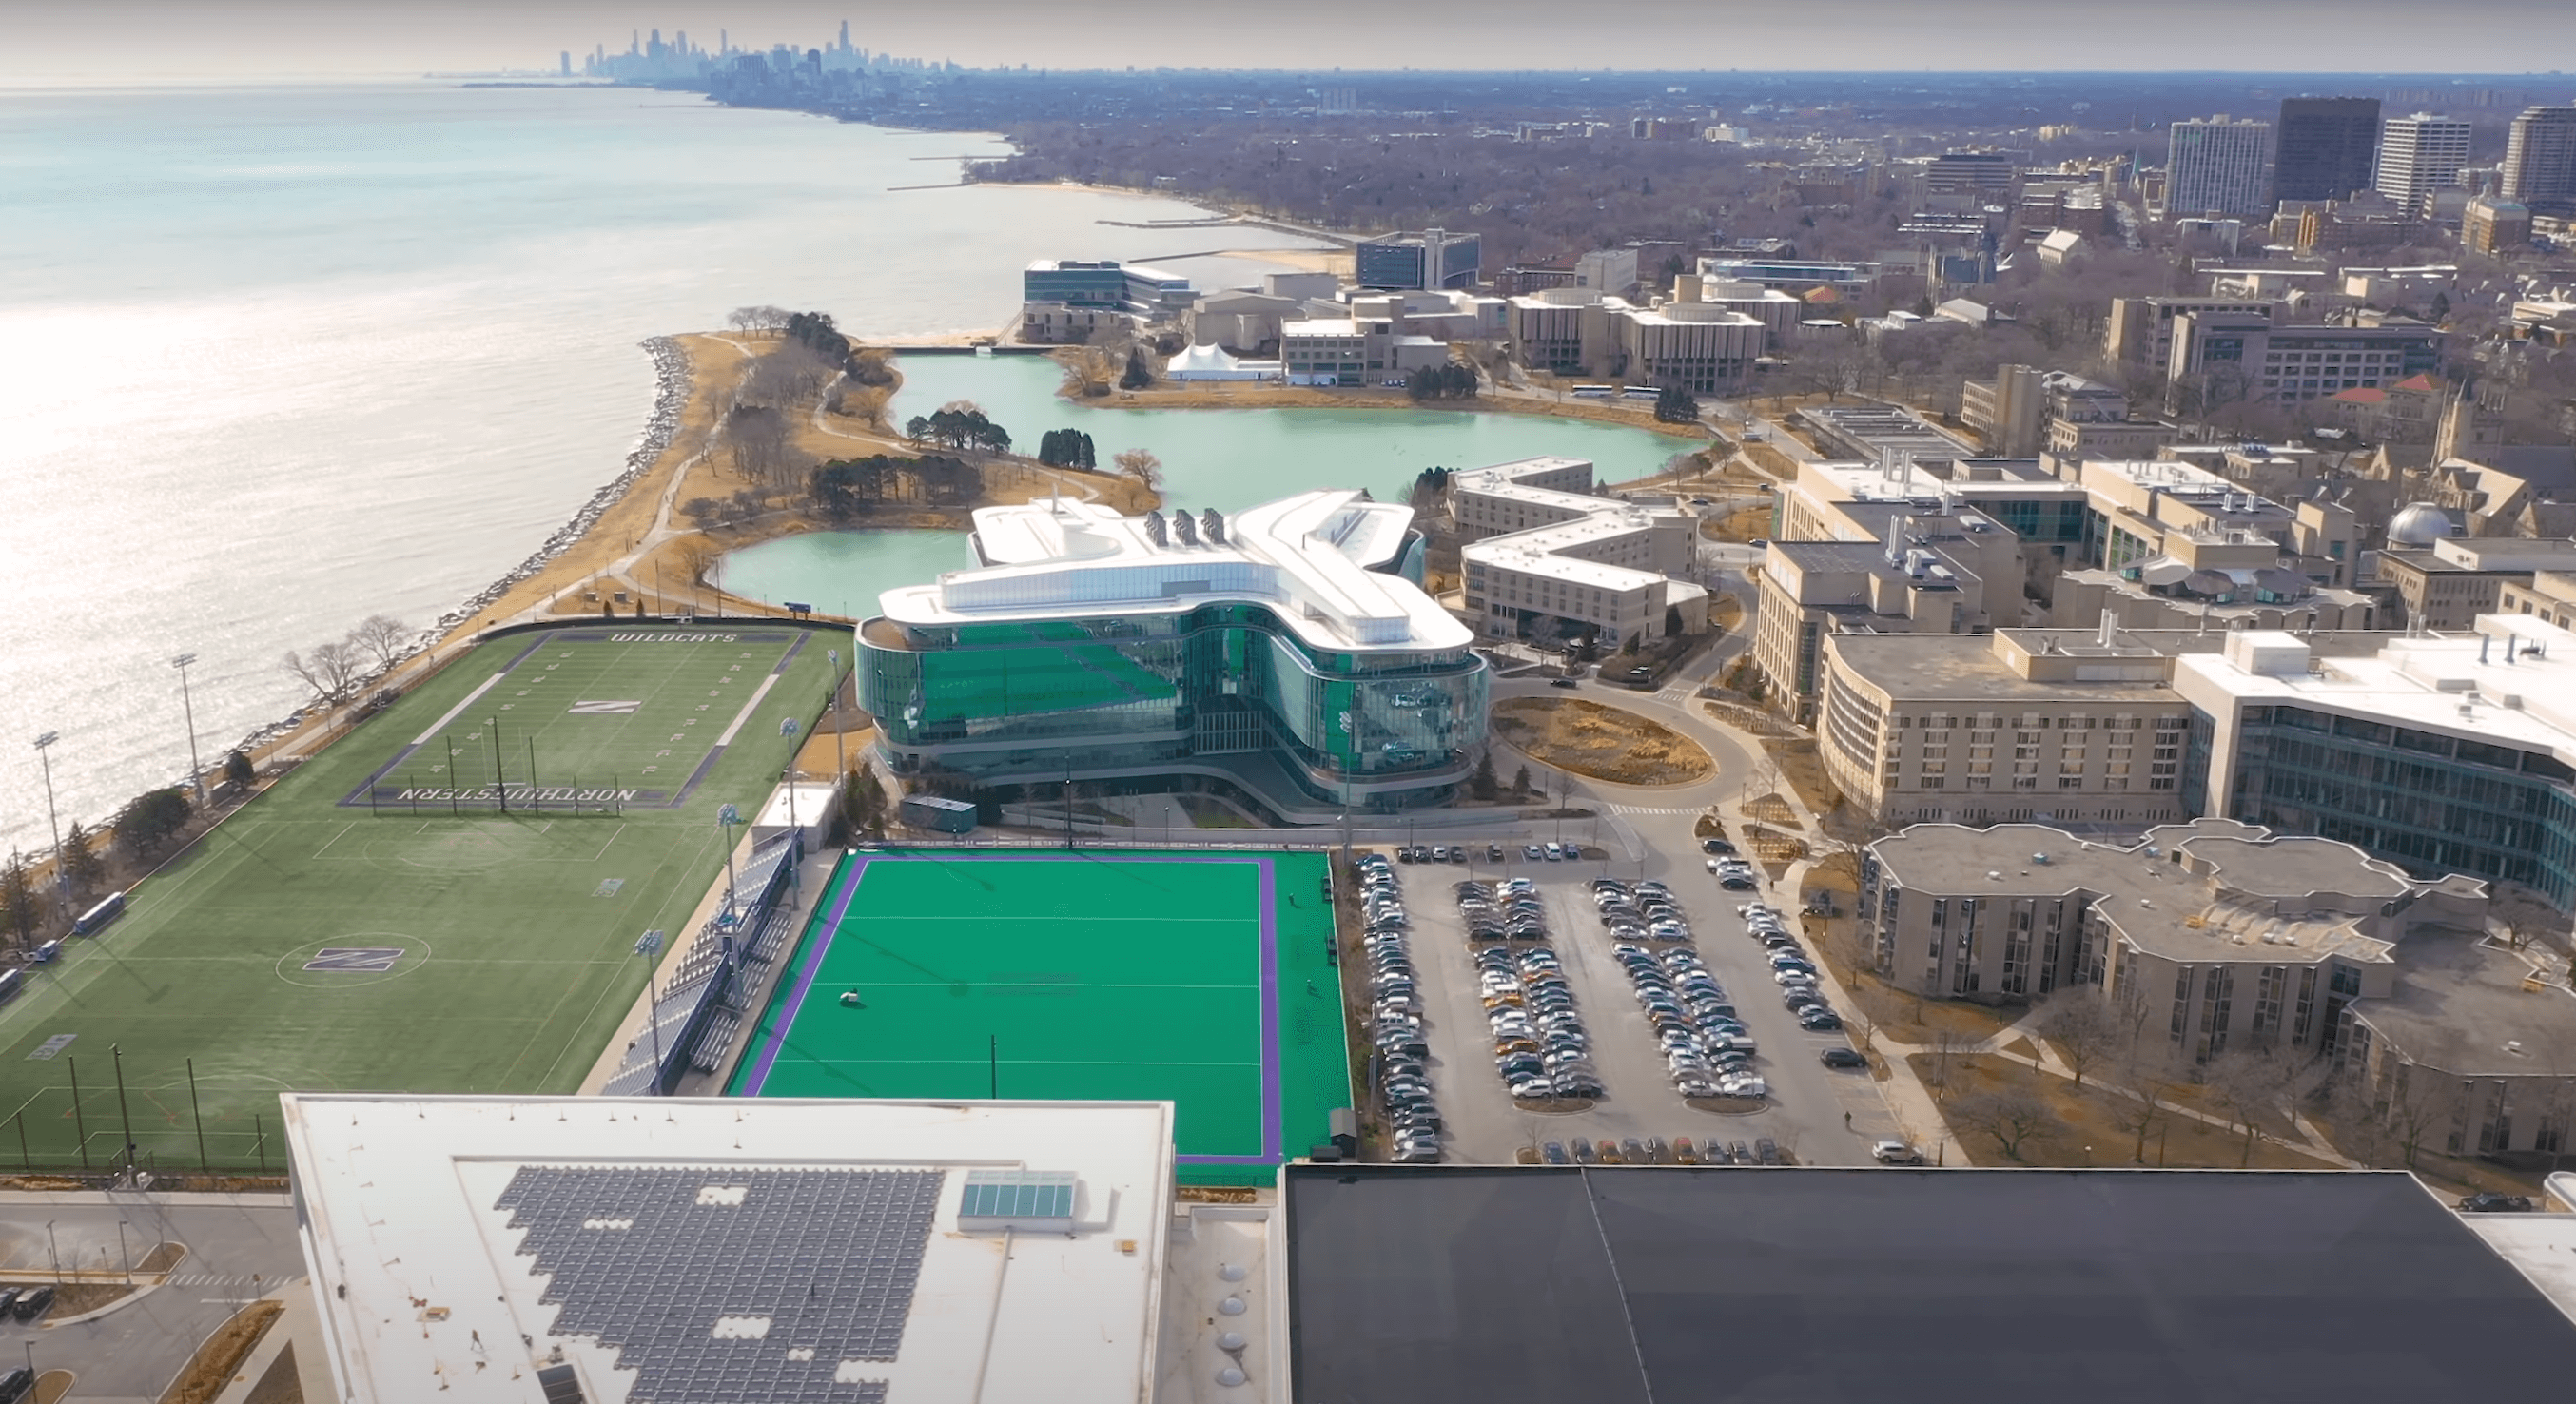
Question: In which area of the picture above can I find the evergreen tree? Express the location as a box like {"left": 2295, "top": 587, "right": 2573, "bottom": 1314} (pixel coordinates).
{"left": 1653, "top": 384, "right": 1701, "bottom": 423}
{"left": 1470, "top": 751, "right": 1497, "bottom": 801}
{"left": 224, "top": 751, "right": 257, "bottom": 789}
{"left": 113, "top": 788, "right": 192, "bottom": 861}
{"left": 1511, "top": 765, "right": 1532, "bottom": 799}
{"left": 60, "top": 821, "right": 105, "bottom": 902}
{"left": 1120, "top": 347, "right": 1153, "bottom": 390}
{"left": 0, "top": 851, "right": 36, "bottom": 947}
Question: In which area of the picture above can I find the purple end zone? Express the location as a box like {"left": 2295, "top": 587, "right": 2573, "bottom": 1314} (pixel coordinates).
{"left": 736, "top": 849, "right": 1292, "bottom": 1164}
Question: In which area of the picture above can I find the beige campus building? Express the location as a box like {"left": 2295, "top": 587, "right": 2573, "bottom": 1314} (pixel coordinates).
{"left": 1863, "top": 818, "right": 2576, "bottom": 1156}
{"left": 1818, "top": 629, "right": 2195, "bottom": 829}
{"left": 1454, "top": 458, "right": 1708, "bottom": 647}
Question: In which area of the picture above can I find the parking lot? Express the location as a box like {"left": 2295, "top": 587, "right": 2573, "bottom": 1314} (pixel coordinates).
{"left": 1358, "top": 846, "right": 1900, "bottom": 1167}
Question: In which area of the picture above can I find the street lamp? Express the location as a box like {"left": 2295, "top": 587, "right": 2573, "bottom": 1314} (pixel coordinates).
{"left": 32, "top": 732, "right": 67, "bottom": 907}
{"left": 172, "top": 653, "right": 205, "bottom": 806}
{"left": 46, "top": 1220, "right": 58, "bottom": 1285}
{"left": 117, "top": 1219, "right": 130, "bottom": 1284}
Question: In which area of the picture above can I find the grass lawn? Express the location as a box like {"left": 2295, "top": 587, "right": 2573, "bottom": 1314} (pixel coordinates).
{"left": 732, "top": 849, "right": 1347, "bottom": 1186}
{"left": 0, "top": 623, "right": 840, "bottom": 1171}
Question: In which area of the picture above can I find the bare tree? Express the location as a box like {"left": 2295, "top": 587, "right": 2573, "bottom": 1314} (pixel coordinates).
{"left": 1952, "top": 1085, "right": 2054, "bottom": 1163}
{"left": 2035, "top": 994, "right": 2123, "bottom": 1091}
{"left": 1926, "top": 1027, "right": 1969, "bottom": 1093}
{"left": 740, "top": 341, "right": 837, "bottom": 407}
{"left": 725, "top": 404, "right": 798, "bottom": 494}
{"left": 2109, "top": 1036, "right": 2187, "bottom": 1165}
{"left": 2202, "top": 1049, "right": 2286, "bottom": 1168}
{"left": 348, "top": 614, "right": 412, "bottom": 672}
{"left": 1113, "top": 448, "right": 1164, "bottom": 496}
{"left": 283, "top": 641, "right": 362, "bottom": 708}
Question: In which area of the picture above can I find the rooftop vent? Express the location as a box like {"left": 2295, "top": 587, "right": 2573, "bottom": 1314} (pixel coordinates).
{"left": 2033, "top": 853, "right": 2050, "bottom": 866}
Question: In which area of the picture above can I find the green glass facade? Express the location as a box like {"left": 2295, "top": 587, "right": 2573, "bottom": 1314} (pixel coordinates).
{"left": 2193, "top": 703, "right": 2576, "bottom": 906}
{"left": 860, "top": 603, "right": 1487, "bottom": 809}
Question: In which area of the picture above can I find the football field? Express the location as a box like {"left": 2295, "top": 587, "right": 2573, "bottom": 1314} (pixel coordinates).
{"left": 732, "top": 849, "right": 1351, "bottom": 1185}
{"left": 0, "top": 623, "right": 841, "bottom": 1171}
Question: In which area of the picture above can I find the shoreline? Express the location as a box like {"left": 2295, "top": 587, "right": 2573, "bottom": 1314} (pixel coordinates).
{"left": 229, "top": 332, "right": 1699, "bottom": 778}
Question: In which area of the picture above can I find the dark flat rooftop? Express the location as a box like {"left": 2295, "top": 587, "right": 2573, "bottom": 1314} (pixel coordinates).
{"left": 1285, "top": 1166, "right": 2576, "bottom": 1404}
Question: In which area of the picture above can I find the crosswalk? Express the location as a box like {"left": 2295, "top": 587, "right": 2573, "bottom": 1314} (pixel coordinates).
{"left": 1654, "top": 683, "right": 1699, "bottom": 703}
{"left": 1608, "top": 804, "right": 1707, "bottom": 817}
{"left": 166, "top": 1272, "right": 270, "bottom": 1289}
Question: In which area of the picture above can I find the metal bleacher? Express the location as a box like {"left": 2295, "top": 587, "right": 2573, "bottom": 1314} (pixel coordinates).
{"left": 601, "top": 833, "right": 804, "bottom": 1096}
{"left": 496, "top": 1164, "right": 942, "bottom": 1401}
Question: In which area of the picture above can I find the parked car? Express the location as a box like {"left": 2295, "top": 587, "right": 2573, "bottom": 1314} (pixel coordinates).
{"left": 2460, "top": 1193, "right": 2536, "bottom": 1213}
{"left": 1820, "top": 1046, "right": 1868, "bottom": 1069}
{"left": 1872, "top": 1140, "right": 1925, "bottom": 1165}
{"left": 8, "top": 1284, "right": 50, "bottom": 1320}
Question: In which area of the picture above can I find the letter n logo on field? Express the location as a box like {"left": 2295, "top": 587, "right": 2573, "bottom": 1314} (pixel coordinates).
{"left": 305, "top": 947, "right": 404, "bottom": 972}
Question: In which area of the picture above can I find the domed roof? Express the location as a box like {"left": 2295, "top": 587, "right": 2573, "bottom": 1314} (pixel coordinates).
{"left": 2388, "top": 502, "right": 2458, "bottom": 547}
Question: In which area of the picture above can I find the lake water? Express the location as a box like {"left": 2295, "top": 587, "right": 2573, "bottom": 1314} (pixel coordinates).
{"left": 0, "top": 80, "right": 1331, "bottom": 850}
{"left": 715, "top": 355, "right": 1693, "bottom": 612}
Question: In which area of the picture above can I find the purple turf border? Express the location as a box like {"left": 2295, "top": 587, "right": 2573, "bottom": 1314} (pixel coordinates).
{"left": 734, "top": 852, "right": 875, "bottom": 1096}
{"left": 733, "top": 849, "right": 1289, "bottom": 1163}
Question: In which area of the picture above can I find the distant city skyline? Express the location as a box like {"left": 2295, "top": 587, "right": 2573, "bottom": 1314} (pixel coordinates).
{"left": 8, "top": 0, "right": 2576, "bottom": 83}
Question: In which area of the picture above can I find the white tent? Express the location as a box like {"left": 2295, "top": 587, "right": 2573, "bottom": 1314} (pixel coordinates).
{"left": 1164, "top": 341, "right": 1272, "bottom": 381}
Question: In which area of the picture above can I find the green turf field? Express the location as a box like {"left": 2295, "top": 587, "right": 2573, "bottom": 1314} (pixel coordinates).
{"left": 0, "top": 622, "right": 842, "bottom": 1172}
{"left": 731, "top": 849, "right": 1349, "bottom": 1185}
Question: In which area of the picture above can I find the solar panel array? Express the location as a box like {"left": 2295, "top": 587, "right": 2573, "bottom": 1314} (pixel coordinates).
{"left": 496, "top": 1165, "right": 943, "bottom": 1402}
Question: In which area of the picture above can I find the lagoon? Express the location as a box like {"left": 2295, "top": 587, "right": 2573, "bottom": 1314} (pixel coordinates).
{"left": 717, "top": 357, "right": 1693, "bottom": 612}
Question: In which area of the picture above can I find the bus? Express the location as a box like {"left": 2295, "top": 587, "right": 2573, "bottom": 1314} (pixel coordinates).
{"left": 72, "top": 891, "right": 126, "bottom": 936}
{"left": 1570, "top": 384, "right": 1616, "bottom": 399}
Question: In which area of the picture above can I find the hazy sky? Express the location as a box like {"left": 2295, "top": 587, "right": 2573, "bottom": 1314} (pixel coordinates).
{"left": 7, "top": 0, "right": 2576, "bottom": 80}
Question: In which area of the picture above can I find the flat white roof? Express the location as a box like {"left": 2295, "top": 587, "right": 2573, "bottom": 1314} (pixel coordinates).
{"left": 1456, "top": 458, "right": 1679, "bottom": 593}
{"left": 286, "top": 1094, "right": 1173, "bottom": 1404}
{"left": 888, "top": 491, "right": 1469, "bottom": 653}
{"left": 2177, "top": 615, "right": 2576, "bottom": 762}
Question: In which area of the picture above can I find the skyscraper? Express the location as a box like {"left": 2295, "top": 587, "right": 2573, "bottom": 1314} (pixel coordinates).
{"left": 2375, "top": 113, "right": 2473, "bottom": 214}
{"left": 2502, "top": 106, "right": 2576, "bottom": 215}
{"left": 2274, "top": 96, "right": 2380, "bottom": 203}
{"left": 2166, "top": 116, "right": 2273, "bottom": 218}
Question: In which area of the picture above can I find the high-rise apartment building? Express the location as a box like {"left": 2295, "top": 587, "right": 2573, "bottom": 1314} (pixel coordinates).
{"left": 2374, "top": 113, "right": 2473, "bottom": 214}
{"left": 2273, "top": 96, "right": 2380, "bottom": 203}
{"left": 2166, "top": 116, "right": 2274, "bottom": 218}
{"left": 2501, "top": 106, "right": 2576, "bottom": 214}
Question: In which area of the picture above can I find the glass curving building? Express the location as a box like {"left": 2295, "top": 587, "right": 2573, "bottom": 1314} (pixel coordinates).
{"left": 858, "top": 491, "right": 1487, "bottom": 818}
{"left": 2174, "top": 619, "right": 2576, "bottom": 907}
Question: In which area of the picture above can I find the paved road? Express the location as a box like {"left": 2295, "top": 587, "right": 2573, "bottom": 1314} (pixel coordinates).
{"left": 0, "top": 1191, "right": 304, "bottom": 1401}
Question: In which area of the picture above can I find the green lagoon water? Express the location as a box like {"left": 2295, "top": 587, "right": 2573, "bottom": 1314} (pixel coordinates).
{"left": 721, "top": 355, "right": 1695, "bottom": 612}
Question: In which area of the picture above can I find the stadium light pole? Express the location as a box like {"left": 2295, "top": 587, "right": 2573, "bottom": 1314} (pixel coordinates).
{"left": 171, "top": 653, "right": 205, "bottom": 806}
{"left": 827, "top": 650, "right": 846, "bottom": 786}
{"left": 31, "top": 732, "right": 68, "bottom": 907}
{"left": 488, "top": 716, "right": 507, "bottom": 814}
{"left": 634, "top": 930, "right": 665, "bottom": 1093}
{"left": 717, "top": 805, "right": 742, "bottom": 922}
